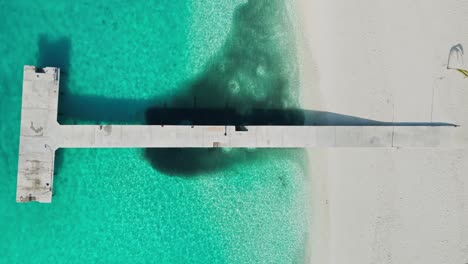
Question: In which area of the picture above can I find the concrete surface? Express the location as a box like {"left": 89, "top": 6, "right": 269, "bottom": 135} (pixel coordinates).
{"left": 16, "top": 65, "right": 467, "bottom": 204}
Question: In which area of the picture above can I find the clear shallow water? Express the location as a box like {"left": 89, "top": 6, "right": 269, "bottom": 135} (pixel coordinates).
{"left": 0, "top": 1, "right": 309, "bottom": 263}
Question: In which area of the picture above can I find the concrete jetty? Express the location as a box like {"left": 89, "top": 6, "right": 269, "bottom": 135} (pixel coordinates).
{"left": 17, "top": 66, "right": 468, "bottom": 203}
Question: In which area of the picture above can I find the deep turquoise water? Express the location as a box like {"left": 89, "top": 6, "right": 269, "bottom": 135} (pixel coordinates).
{"left": 0, "top": 1, "right": 309, "bottom": 263}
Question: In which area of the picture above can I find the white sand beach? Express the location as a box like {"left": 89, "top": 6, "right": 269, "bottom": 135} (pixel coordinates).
{"left": 293, "top": 0, "right": 468, "bottom": 263}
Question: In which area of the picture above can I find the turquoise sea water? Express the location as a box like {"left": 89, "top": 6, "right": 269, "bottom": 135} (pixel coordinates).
{"left": 0, "top": 1, "right": 309, "bottom": 263}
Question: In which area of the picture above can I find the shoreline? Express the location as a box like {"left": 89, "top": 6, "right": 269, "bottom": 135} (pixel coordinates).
{"left": 289, "top": 1, "right": 331, "bottom": 263}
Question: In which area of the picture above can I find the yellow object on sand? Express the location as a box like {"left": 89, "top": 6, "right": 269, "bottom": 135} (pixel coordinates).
{"left": 455, "top": 68, "right": 468, "bottom": 78}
